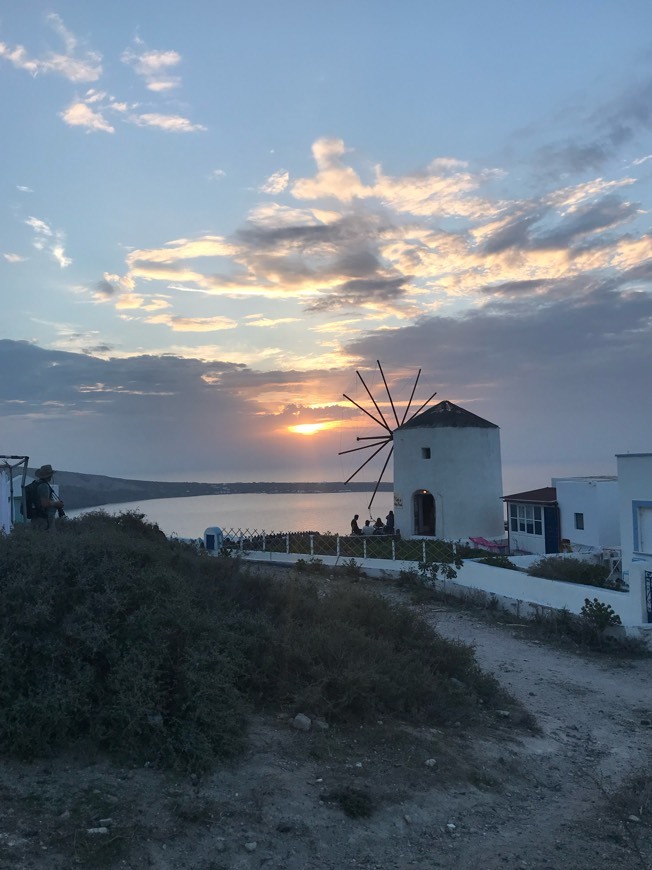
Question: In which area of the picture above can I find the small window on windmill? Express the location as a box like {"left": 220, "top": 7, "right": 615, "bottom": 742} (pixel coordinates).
{"left": 422, "top": 447, "right": 431, "bottom": 459}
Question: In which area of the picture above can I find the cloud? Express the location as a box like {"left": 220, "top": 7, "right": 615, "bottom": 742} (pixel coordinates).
{"left": 128, "top": 112, "right": 206, "bottom": 133}
{"left": 209, "top": 169, "right": 226, "bottom": 181}
{"left": 60, "top": 100, "right": 115, "bottom": 133}
{"left": 3, "top": 253, "right": 26, "bottom": 263}
{"left": 244, "top": 315, "right": 300, "bottom": 327}
{"left": 292, "top": 138, "right": 367, "bottom": 202}
{"left": 121, "top": 45, "right": 182, "bottom": 91}
{"left": 0, "top": 340, "right": 349, "bottom": 479}
{"left": 260, "top": 170, "right": 289, "bottom": 194}
{"left": 536, "top": 75, "right": 652, "bottom": 174}
{"left": 24, "top": 216, "right": 71, "bottom": 267}
{"left": 145, "top": 314, "right": 238, "bottom": 332}
{"left": 16, "top": 185, "right": 33, "bottom": 193}
{"left": 0, "top": 13, "right": 102, "bottom": 82}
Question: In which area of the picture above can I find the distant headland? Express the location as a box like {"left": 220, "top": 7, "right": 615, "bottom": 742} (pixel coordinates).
{"left": 48, "top": 470, "right": 393, "bottom": 511}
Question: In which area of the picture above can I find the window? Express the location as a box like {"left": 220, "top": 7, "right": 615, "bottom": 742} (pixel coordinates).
{"left": 421, "top": 447, "right": 431, "bottom": 459}
{"left": 509, "top": 503, "right": 543, "bottom": 535}
{"left": 574, "top": 513, "right": 584, "bottom": 530}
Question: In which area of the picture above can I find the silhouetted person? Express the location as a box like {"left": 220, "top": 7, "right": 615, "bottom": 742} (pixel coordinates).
{"left": 32, "top": 464, "right": 65, "bottom": 532}
{"left": 350, "top": 514, "right": 362, "bottom": 535}
{"left": 385, "top": 510, "right": 395, "bottom": 534}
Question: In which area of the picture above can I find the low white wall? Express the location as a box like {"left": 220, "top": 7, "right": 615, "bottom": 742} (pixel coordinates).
{"left": 235, "top": 549, "right": 648, "bottom": 630}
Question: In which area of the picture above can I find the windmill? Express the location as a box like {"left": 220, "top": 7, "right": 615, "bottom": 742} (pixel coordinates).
{"left": 339, "top": 361, "right": 438, "bottom": 511}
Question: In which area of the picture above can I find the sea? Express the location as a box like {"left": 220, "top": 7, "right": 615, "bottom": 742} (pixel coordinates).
{"left": 68, "top": 491, "right": 394, "bottom": 539}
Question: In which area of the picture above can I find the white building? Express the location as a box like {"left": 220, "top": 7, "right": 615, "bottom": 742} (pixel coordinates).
{"left": 617, "top": 453, "right": 652, "bottom": 623}
{"left": 392, "top": 400, "right": 504, "bottom": 541}
{"left": 553, "top": 476, "right": 620, "bottom": 551}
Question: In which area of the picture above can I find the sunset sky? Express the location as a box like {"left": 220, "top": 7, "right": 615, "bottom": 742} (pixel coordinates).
{"left": 2, "top": 0, "right": 652, "bottom": 492}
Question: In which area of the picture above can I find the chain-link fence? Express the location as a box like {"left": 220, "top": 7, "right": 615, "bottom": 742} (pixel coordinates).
{"left": 220, "top": 528, "right": 463, "bottom": 563}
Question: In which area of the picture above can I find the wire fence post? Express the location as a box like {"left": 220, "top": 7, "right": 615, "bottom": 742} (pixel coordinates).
{"left": 422, "top": 540, "right": 426, "bottom": 563}
{"left": 363, "top": 538, "right": 367, "bottom": 559}
{"left": 392, "top": 539, "right": 396, "bottom": 561}
{"left": 285, "top": 533, "right": 290, "bottom": 554}
{"left": 262, "top": 533, "right": 266, "bottom": 552}
{"left": 336, "top": 535, "right": 340, "bottom": 557}
{"left": 310, "top": 534, "right": 314, "bottom": 556}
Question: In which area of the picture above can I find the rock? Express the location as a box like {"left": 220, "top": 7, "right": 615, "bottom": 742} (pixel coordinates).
{"left": 446, "top": 823, "right": 456, "bottom": 833}
{"left": 424, "top": 758, "right": 437, "bottom": 767}
{"left": 628, "top": 814, "right": 641, "bottom": 823}
{"left": 214, "top": 838, "right": 226, "bottom": 852}
{"left": 98, "top": 818, "right": 113, "bottom": 826}
{"left": 292, "top": 713, "right": 312, "bottom": 731}
{"left": 496, "top": 710, "right": 511, "bottom": 718}
{"left": 86, "top": 827, "right": 109, "bottom": 835}
{"left": 244, "top": 841, "right": 258, "bottom": 852}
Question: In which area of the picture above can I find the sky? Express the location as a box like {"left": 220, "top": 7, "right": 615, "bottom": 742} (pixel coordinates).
{"left": 1, "top": 0, "right": 652, "bottom": 493}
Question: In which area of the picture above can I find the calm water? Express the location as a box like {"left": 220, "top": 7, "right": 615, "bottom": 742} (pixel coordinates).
{"left": 70, "top": 492, "right": 394, "bottom": 539}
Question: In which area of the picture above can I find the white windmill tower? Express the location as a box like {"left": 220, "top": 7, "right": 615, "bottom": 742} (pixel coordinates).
{"left": 340, "top": 363, "right": 504, "bottom": 541}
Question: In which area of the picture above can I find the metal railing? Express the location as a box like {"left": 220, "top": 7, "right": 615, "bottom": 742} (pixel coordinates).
{"left": 220, "top": 528, "right": 460, "bottom": 564}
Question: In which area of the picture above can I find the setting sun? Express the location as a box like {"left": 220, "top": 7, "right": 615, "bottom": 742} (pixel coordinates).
{"left": 288, "top": 422, "right": 336, "bottom": 436}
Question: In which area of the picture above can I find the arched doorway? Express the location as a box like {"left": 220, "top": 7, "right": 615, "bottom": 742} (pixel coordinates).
{"left": 413, "top": 489, "right": 436, "bottom": 536}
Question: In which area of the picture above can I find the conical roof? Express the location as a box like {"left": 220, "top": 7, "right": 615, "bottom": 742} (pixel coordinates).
{"left": 397, "top": 400, "right": 498, "bottom": 430}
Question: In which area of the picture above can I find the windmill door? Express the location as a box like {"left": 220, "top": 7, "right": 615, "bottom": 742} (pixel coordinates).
{"left": 413, "top": 490, "right": 436, "bottom": 536}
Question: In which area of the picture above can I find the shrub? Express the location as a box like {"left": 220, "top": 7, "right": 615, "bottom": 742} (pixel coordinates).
{"left": 477, "top": 555, "right": 519, "bottom": 570}
{"left": 580, "top": 598, "right": 622, "bottom": 631}
{"left": 0, "top": 512, "right": 508, "bottom": 771}
{"left": 527, "top": 555, "right": 613, "bottom": 588}
{"left": 0, "top": 513, "right": 256, "bottom": 770}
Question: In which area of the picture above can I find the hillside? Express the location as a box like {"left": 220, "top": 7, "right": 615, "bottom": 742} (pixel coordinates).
{"left": 43, "top": 470, "right": 392, "bottom": 510}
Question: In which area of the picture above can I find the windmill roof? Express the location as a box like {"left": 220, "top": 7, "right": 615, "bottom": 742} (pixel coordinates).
{"left": 397, "top": 400, "right": 498, "bottom": 430}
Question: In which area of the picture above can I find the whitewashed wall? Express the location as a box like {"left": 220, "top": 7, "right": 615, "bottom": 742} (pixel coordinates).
{"left": 393, "top": 425, "right": 504, "bottom": 540}
{"left": 239, "top": 549, "right": 649, "bottom": 629}
{"left": 553, "top": 477, "right": 619, "bottom": 549}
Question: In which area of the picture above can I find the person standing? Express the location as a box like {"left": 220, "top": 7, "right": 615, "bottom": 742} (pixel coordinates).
{"left": 385, "top": 510, "right": 395, "bottom": 535}
{"left": 350, "top": 514, "right": 362, "bottom": 535}
{"left": 32, "top": 464, "right": 64, "bottom": 532}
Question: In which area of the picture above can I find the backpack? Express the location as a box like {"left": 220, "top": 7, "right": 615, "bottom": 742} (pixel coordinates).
{"left": 20, "top": 480, "right": 47, "bottom": 520}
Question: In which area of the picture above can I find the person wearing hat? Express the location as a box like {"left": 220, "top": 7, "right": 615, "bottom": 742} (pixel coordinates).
{"left": 33, "top": 464, "right": 65, "bottom": 531}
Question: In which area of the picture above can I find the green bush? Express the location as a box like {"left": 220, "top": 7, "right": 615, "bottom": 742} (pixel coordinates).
{"left": 0, "top": 512, "right": 506, "bottom": 771}
{"left": 527, "top": 555, "right": 613, "bottom": 588}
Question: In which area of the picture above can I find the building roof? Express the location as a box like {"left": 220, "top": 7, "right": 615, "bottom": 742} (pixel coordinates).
{"left": 397, "top": 400, "right": 498, "bottom": 430}
{"left": 502, "top": 487, "right": 558, "bottom": 504}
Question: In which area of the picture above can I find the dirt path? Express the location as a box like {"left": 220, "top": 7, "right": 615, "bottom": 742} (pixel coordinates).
{"left": 423, "top": 605, "right": 652, "bottom": 869}
{"left": 0, "top": 576, "right": 650, "bottom": 869}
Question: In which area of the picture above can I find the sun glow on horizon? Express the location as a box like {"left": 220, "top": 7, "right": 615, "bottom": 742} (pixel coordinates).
{"left": 288, "top": 421, "right": 339, "bottom": 436}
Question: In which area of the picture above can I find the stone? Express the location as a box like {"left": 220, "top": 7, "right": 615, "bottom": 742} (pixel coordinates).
{"left": 292, "top": 713, "right": 312, "bottom": 731}
{"left": 244, "top": 841, "right": 258, "bottom": 851}
{"left": 424, "top": 758, "right": 437, "bottom": 767}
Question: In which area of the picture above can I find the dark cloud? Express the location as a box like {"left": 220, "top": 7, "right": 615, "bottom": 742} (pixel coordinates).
{"left": 93, "top": 278, "right": 117, "bottom": 297}
{"left": 344, "top": 288, "right": 652, "bottom": 488}
{"left": 482, "top": 279, "right": 552, "bottom": 296}
{"left": 535, "top": 195, "right": 640, "bottom": 250}
{"left": 536, "top": 76, "right": 652, "bottom": 174}
{"left": 0, "top": 341, "right": 354, "bottom": 481}
{"left": 481, "top": 209, "right": 543, "bottom": 255}
{"left": 306, "top": 276, "right": 407, "bottom": 312}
